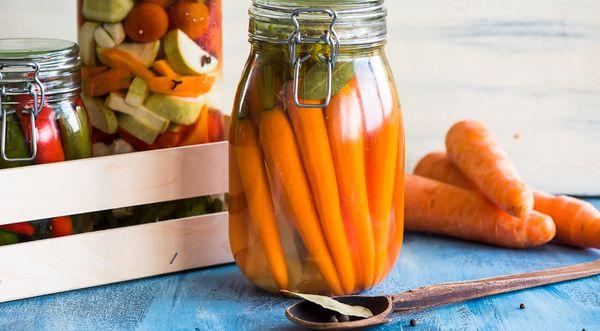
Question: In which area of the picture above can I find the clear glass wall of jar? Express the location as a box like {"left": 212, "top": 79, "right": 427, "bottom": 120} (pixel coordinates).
{"left": 230, "top": 0, "right": 405, "bottom": 295}
{"left": 0, "top": 38, "right": 92, "bottom": 242}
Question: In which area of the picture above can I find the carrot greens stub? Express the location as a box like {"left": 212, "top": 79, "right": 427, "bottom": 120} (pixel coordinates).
{"left": 229, "top": 0, "right": 404, "bottom": 295}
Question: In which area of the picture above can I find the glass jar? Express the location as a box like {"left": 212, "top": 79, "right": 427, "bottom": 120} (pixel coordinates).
{"left": 0, "top": 38, "right": 92, "bottom": 241}
{"left": 77, "top": 0, "right": 224, "bottom": 151}
{"left": 229, "top": 0, "right": 405, "bottom": 295}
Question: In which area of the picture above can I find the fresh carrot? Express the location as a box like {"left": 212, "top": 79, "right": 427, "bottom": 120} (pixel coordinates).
{"left": 179, "top": 106, "right": 209, "bottom": 146}
{"left": 414, "top": 152, "right": 600, "bottom": 249}
{"left": 405, "top": 175, "right": 555, "bottom": 248}
{"left": 414, "top": 152, "right": 476, "bottom": 190}
{"left": 534, "top": 192, "right": 600, "bottom": 249}
{"left": 0, "top": 222, "right": 35, "bottom": 236}
{"left": 285, "top": 83, "right": 355, "bottom": 294}
{"left": 83, "top": 68, "right": 132, "bottom": 97}
{"left": 81, "top": 66, "right": 107, "bottom": 81}
{"left": 152, "top": 60, "right": 178, "bottom": 79}
{"left": 232, "top": 117, "right": 289, "bottom": 290}
{"left": 446, "top": 121, "right": 534, "bottom": 217}
{"left": 259, "top": 107, "right": 344, "bottom": 295}
{"left": 326, "top": 78, "right": 375, "bottom": 289}
{"left": 356, "top": 65, "right": 400, "bottom": 287}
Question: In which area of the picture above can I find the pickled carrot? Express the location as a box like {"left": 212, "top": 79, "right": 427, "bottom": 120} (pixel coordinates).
{"left": 259, "top": 107, "right": 344, "bottom": 295}
{"left": 356, "top": 64, "right": 400, "bottom": 287}
{"left": 83, "top": 68, "right": 132, "bottom": 97}
{"left": 232, "top": 117, "right": 289, "bottom": 289}
{"left": 384, "top": 127, "right": 405, "bottom": 279}
{"left": 285, "top": 84, "right": 356, "bottom": 294}
{"left": 229, "top": 145, "right": 249, "bottom": 268}
{"left": 152, "top": 60, "right": 178, "bottom": 79}
{"left": 326, "top": 78, "right": 375, "bottom": 289}
{"left": 179, "top": 106, "right": 209, "bottom": 146}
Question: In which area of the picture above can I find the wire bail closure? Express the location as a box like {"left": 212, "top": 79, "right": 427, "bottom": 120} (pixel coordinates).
{"left": 288, "top": 8, "right": 340, "bottom": 108}
{"left": 0, "top": 62, "right": 45, "bottom": 162}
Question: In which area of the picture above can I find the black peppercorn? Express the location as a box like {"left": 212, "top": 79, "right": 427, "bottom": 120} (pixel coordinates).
{"left": 519, "top": 303, "right": 525, "bottom": 309}
{"left": 410, "top": 319, "right": 417, "bottom": 327}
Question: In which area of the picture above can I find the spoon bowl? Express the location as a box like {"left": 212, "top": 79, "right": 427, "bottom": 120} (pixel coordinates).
{"left": 285, "top": 295, "right": 392, "bottom": 330}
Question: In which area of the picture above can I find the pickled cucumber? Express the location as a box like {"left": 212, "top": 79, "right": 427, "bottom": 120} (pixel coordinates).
{"left": 81, "top": 95, "right": 118, "bottom": 134}
{"left": 0, "top": 113, "right": 33, "bottom": 169}
{"left": 145, "top": 94, "right": 204, "bottom": 125}
{"left": 117, "top": 113, "right": 162, "bottom": 145}
{"left": 82, "top": 0, "right": 135, "bottom": 23}
{"left": 125, "top": 77, "right": 150, "bottom": 107}
{"left": 106, "top": 92, "right": 168, "bottom": 133}
{"left": 58, "top": 102, "right": 92, "bottom": 160}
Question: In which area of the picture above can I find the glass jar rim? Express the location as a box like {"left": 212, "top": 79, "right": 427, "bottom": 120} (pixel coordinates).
{"left": 249, "top": 0, "right": 387, "bottom": 46}
{"left": 0, "top": 38, "right": 81, "bottom": 103}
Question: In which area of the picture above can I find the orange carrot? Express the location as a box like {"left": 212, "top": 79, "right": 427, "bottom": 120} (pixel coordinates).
{"left": 145, "top": 75, "right": 215, "bottom": 98}
{"left": 179, "top": 106, "right": 209, "bottom": 146}
{"left": 534, "top": 192, "right": 600, "bottom": 248}
{"left": 229, "top": 145, "right": 250, "bottom": 269}
{"left": 153, "top": 131, "right": 182, "bottom": 148}
{"left": 356, "top": 66, "right": 400, "bottom": 287}
{"left": 414, "top": 152, "right": 600, "bottom": 249}
{"left": 232, "top": 117, "right": 289, "bottom": 289}
{"left": 285, "top": 84, "right": 355, "bottom": 294}
{"left": 101, "top": 48, "right": 214, "bottom": 97}
{"left": 152, "top": 60, "right": 179, "bottom": 79}
{"left": 81, "top": 66, "right": 108, "bottom": 81}
{"left": 414, "top": 152, "right": 476, "bottom": 190}
{"left": 259, "top": 107, "right": 344, "bottom": 295}
{"left": 405, "top": 175, "right": 555, "bottom": 248}
{"left": 83, "top": 68, "right": 132, "bottom": 97}
{"left": 381, "top": 114, "right": 405, "bottom": 283}
{"left": 446, "top": 121, "right": 534, "bottom": 217}
{"left": 326, "top": 78, "right": 375, "bottom": 289}
{"left": 100, "top": 48, "right": 155, "bottom": 80}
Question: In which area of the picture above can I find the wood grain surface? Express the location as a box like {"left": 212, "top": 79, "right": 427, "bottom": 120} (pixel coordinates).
{"left": 0, "top": 199, "right": 598, "bottom": 330}
{"left": 1, "top": 0, "right": 598, "bottom": 194}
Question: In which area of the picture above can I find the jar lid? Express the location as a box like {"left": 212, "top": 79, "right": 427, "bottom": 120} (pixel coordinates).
{"left": 0, "top": 38, "right": 81, "bottom": 104}
{"left": 250, "top": 0, "right": 387, "bottom": 46}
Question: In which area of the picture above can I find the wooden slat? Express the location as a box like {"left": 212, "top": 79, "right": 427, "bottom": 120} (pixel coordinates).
{"left": 0, "top": 212, "right": 233, "bottom": 303}
{"left": 0, "top": 142, "right": 228, "bottom": 225}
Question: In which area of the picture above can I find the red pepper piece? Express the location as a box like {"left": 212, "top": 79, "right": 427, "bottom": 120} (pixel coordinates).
{"left": 19, "top": 105, "right": 66, "bottom": 164}
{"left": 0, "top": 222, "right": 35, "bottom": 236}
{"left": 51, "top": 216, "right": 73, "bottom": 237}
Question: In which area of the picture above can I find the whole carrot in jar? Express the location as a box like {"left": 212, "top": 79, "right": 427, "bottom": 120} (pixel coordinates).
{"left": 229, "top": 0, "right": 404, "bottom": 295}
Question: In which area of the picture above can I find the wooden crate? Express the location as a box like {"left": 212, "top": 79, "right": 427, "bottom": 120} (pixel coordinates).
{"left": 0, "top": 142, "right": 232, "bottom": 303}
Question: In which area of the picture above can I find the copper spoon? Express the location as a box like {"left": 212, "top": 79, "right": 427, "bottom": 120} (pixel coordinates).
{"left": 285, "top": 259, "right": 600, "bottom": 329}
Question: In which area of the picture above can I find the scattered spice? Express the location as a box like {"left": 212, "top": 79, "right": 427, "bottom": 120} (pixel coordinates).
{"left": 410, "top": 319, "right": 417, "bottom": 327}
{"left": 201, "top": 55, "right": 212, "bottom": 66}
{"left": 171, "top": 79, "right": 183, "bottom": 90}
{"left": 519, "top": 303, "right": 525, "bottom": 309}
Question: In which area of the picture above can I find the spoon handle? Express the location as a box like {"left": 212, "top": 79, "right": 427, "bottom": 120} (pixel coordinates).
{"left": 392, "top": 259, "right": 600, "bottom": 312}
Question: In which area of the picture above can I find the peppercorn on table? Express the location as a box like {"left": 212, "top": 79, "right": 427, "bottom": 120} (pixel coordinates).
{"left": 0, "top": 199, "right": 598, "bottom": 330}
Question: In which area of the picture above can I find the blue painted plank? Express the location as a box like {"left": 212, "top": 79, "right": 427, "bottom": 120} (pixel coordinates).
{"left": 0, "top": 200, "right": 599, "bottom": 330}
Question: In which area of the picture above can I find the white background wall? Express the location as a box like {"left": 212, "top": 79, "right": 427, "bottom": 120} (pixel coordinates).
{"left": 1, "top": 1, "right": 599, "bottom": 195}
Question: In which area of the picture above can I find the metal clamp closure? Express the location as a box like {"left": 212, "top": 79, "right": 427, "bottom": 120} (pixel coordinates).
{"left": 0, "top": 62, "right": 45, "bottom": 162}
{"left": 288, "top": 8, "right": 340, "bottom": 108}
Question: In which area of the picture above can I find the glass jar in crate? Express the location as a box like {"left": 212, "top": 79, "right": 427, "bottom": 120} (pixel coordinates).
{"left": 0, "top": 38, "right": 91, "bottom": 243}
{"left": 77, "top": 0, "right": 224, "bottom": 151}
{"left": 229, "top": 0, "right": 405, "bottom": 295}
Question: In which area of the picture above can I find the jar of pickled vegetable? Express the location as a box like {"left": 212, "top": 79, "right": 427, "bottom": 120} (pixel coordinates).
{"left": 0, "top": 38, "right": 92, "bottom": 241}
{"left": 77, "top": 0, "right": 224, "bottom": 151}
{"left": 229, "top": 0, "right": 405, "bottom": 295}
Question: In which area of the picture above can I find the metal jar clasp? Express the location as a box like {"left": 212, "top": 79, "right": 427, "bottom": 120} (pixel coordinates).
{"left": 0, "top": 62, "right": 45, "bottom": 162}
{"left": 288, "top": 8, "right": 340, "bottom": 108}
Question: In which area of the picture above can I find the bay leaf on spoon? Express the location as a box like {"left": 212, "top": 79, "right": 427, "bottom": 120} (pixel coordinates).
{"left": 281, "top": 290, "right": 373, "bottom": 319}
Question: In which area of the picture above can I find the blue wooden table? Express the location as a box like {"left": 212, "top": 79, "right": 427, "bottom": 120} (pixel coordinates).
{"left": 1, "top": 199, "right": 599, "bottom": 330}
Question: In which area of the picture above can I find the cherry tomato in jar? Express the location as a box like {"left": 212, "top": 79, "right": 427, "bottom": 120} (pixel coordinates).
{"left": 124, "top": 2, "right": 169, "bottom": 42}
{"left": 168, "top": 0, "right": 210, "bottom": 39}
